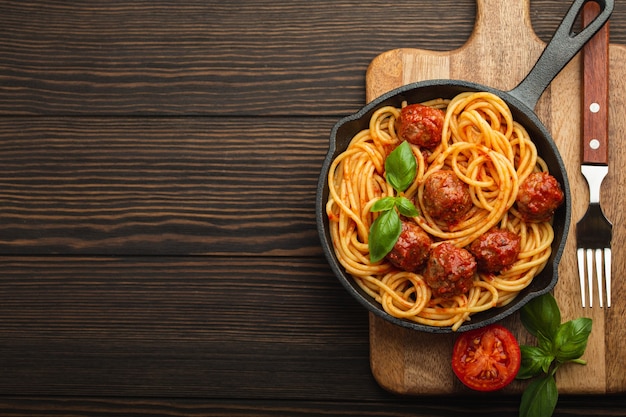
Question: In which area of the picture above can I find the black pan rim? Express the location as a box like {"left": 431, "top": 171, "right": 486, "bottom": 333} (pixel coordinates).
{"left": 316, "top": 78, "right": 572, "bottom": 334}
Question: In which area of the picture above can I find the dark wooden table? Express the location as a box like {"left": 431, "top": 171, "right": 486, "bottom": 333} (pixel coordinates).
{"left": 1, "top": 1, "right": 625, "bottom": 415}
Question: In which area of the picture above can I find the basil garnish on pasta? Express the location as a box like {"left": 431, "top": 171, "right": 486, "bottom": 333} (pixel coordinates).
{"left": 368, "top": 141, "right": 419, "bottom": 262}
{"left": 385, "top": 140, "right": 417, "bottom": 191}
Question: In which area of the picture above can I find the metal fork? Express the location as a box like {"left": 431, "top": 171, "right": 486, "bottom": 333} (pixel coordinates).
{"left": 576, "top": 3, "right": 612, "bottom": 308}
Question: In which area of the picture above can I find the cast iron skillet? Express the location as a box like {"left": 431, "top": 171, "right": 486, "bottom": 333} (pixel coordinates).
{"left": 316, "top": 0, "right": 613, "bottom": 333}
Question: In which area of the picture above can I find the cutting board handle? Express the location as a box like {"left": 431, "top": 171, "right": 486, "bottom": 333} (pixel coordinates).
{"left": 508, "top": 0, "right": 613, "bottom": 109}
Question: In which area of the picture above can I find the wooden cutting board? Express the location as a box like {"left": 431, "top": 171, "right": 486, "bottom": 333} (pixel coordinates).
{"left": 366, "top": 0, "right": 626, "bottom": 395}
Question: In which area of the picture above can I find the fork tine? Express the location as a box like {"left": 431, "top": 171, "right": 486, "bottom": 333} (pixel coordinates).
{"left": 595, "top": 249, "right": 604, "bottom": 308}
{"left": 605, "top": 248, "right": 612, "bottom": 308}
{"left": 586, "top": 249, "right": 594, "bottom": 308}
{"left": 577, "top": 248, "right": 586, "bottom": 308}
{"left": 576, "top": 247, "right": 612, "bottom": 308}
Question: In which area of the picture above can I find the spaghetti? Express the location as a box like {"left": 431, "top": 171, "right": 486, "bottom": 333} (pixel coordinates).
{"left": 326, "top": 91, "right": 558, "bottom": 331}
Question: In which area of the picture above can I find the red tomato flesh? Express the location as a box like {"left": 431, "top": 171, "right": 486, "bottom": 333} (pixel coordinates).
{"left": 451, "top": 324, "right": 521, "bottom": 392}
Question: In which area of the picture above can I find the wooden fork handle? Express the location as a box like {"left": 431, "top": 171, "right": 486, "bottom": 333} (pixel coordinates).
{"left": 582, "top": 1, "right": 610, "bottom": 166}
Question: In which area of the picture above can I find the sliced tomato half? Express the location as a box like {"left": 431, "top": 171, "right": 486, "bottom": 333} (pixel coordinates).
{"left": 451, "top": 324, "right": 521, "bottom": 392}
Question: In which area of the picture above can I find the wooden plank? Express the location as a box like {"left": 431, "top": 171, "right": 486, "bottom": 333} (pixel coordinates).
{"left": 0, "top": 396, "right": 624, "bottom": 416}
{"left": 0, "top": 117, "right": 329, "bottom": 256}
{"left": 366, "top": 0, "right": 626, "bottom": 395}
{"left": 0, "top": 255, "right": 377, "bottom": 399}
{"left": 0, "top": 0, "right": 476, "bottom": 116}
{"left": 1, "top": 1, "right": 625, "bottom": 116}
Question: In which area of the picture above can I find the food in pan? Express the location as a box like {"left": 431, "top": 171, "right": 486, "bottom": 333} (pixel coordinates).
{"left": 325, "top": 91, "right": 564, "bottom": 331}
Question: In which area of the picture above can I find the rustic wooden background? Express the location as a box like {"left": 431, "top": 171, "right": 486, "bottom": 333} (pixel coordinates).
{"left": 1, "top": 1, "right": 626, "bottom": 415}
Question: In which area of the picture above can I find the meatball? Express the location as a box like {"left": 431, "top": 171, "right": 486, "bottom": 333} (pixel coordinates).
{"left": 396, "top": 103, "right": 445, "bottom": 149}
{"left": 423, "top": 170, "right": 472, "bottom": 224}
{"left": 423, "top": 242, "right": 477, "bottom": 298}
{"left": 469, "top": 228, "right": 521, "bottom": 273}
{"left": 386, "top": 220, "right": 432, "bottom": 272}
{"left": 516, "top": 172, "right": 564, "bottom": 222}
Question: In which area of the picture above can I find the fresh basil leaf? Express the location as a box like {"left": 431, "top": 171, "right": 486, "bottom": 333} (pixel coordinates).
{"left": 385, "top": 141, "right": 417, "bottom": 193}
{"left": 517, "top": 345, "right": 554, "bottom": 380}
{"left": 519, "top": 374, "right": 558, "bottom": 417}
{"left": 395, "top": 196, "right": 420, "bottom": 217}
{"left": 520, "top": 293, "right": 561, "bottom": 341}
{"left": 371, "top": 196, "right": 397, "bottom": 213}
{"left": 518, "top": 294, "right": 592, "bottom": 417}
{"left": 536, "top": 332, "right": 555, "bottom": 358}
{"left": 368, "top": 208, "right": 402, "bottom": 263}
{"left": 554, "top": 318, "right": 592, "bottom": 363}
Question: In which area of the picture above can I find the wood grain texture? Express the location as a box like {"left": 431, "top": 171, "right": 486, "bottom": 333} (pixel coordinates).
{"left": 0, "top": 256, "right": 377, "bottom": 399}
{"left": 0, "top": 0, "right": 476, "bottom": 116}
{"left": 1, "top": 396, "right": 625, "bottom": 417}
{"left": 1, "top": 0, "right": 625, "bottom": 116}
{"left": 0, "top": 117, "right": 329, "bottom": 255}
{"left": 368, "top": 0, "right": 626, "bottom": 395}
{"left": 582, "top": 2, "right": 610, "bottom": 165}
{"left": 1, "top": 0, "right": 626, "bottom": 415}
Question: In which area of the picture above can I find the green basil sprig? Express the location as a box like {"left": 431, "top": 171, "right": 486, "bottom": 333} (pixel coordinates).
{"left": 385, "top": 140, "right": 417, "bottom": 192}
{"left": 517, "top": 293, "right": 593, "bottom": 417}
{"left": 368, "top": 141, "right": 419, "bottom": 263}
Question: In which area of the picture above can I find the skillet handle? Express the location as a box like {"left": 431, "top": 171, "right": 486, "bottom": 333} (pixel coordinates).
{"left": 508, "top": 0, "right": 613, "bottom": 110}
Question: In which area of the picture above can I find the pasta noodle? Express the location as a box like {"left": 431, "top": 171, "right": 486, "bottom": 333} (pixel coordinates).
{"left": 326, "top": 91, "right": 556, "bottom": 331}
